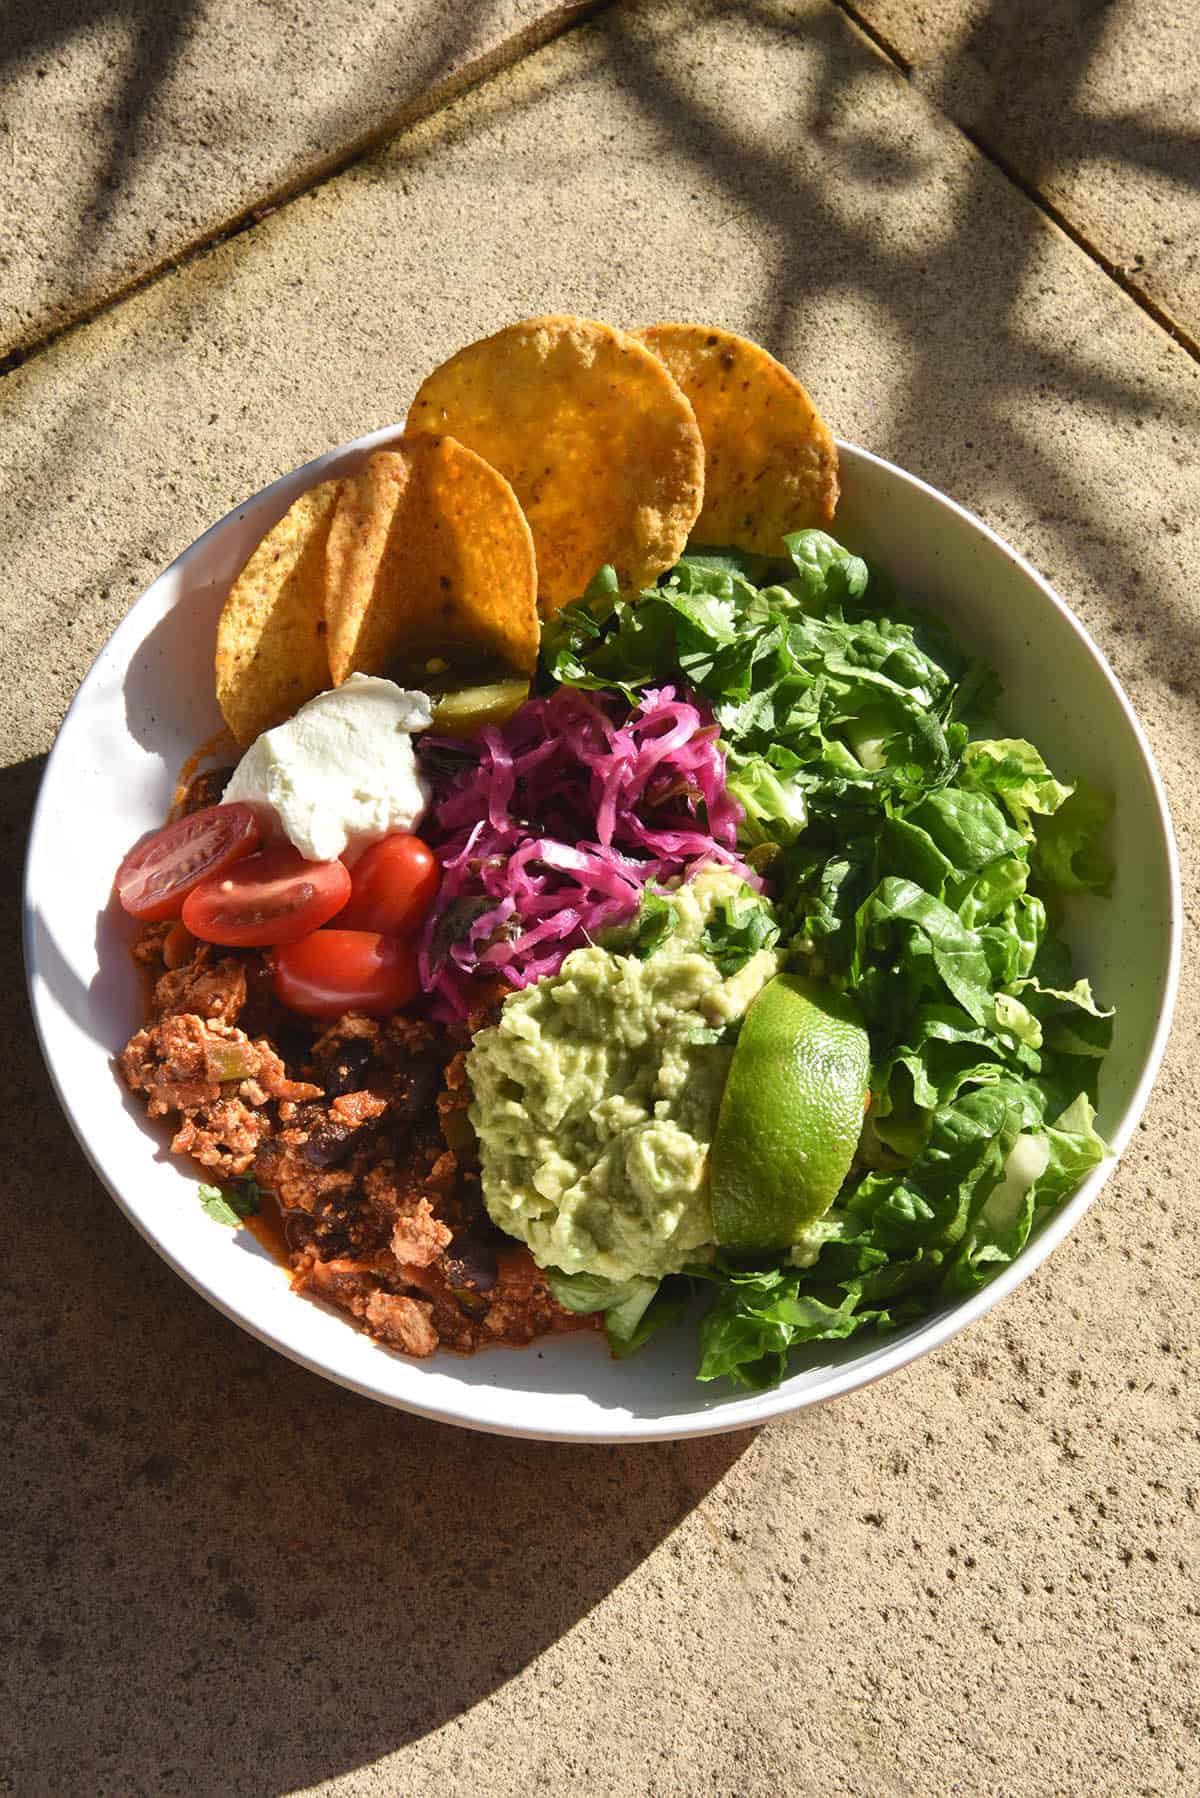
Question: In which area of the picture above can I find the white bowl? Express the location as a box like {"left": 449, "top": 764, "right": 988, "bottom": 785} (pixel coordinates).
{"left": 24, "top": 430, "right": 1181, "bottom": 1442}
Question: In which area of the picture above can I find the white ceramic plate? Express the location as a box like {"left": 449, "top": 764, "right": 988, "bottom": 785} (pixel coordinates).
{"left": 24, "top": 431, "right": 1181, "bottom": 1442}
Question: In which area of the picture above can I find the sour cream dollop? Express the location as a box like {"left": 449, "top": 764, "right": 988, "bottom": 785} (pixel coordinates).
{"left": 224, "top": 675, "right": 432, "bottom": 863}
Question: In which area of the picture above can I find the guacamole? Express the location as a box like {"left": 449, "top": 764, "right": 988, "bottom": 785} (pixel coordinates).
{"left": 467, "top": 867, "right": 782, "bottom": 1282}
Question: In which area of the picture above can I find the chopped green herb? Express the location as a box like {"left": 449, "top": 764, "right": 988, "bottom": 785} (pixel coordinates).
{"left": 699, "top": 890, "right": 780, "bottom": 976}
{"left": 686, "top": 1020, "right": 740, "bottom": 1046}
{"left": 198, "top": 1174, "right": 261, "bottom": 1228}
{"left": 599, "top": 887, "right": 678, "bottom": 959}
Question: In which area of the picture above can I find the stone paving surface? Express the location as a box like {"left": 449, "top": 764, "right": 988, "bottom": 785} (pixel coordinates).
{"left": 0, "top": 0, "right": 598, "bottom": 360}
{"left": 3, "top": 2, "right": 1199, "bottom": 1793}
{"left": 852, "top": 0, "right": 1200, "bottom": 342}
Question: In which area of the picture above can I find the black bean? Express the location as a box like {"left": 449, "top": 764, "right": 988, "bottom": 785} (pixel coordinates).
{"left": 392, "top": 1058, "right": 442, "bottom": 1124}
{"left": 322, "top": 1037, "right": 374, "bottom": 1097}
{"left": 442, "top": 1234, "right": 499, "bottom": 1292}
{"left": 303, "top": 1096, "right": 390, "bottom": 1167}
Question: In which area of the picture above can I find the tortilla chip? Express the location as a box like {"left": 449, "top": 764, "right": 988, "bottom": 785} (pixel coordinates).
{"left": 631, "top": 323, "right": 838, "bottom": 554}
{"left": 324, "top": 436, "right": 539, "bottom": 686}
{"left": 215, "top": 480, "right": 340, "bottom": 746}
{"left": 406, "top": 315, "right": 704, "bottom": 614}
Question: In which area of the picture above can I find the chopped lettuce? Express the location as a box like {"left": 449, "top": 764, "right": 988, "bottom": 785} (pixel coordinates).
{"left": 1032, "top": 779, "right": 1115, "bottom": 895}
{"left": 545, "top": 1267, "right": 691, "bottom": 1358}
{"left": 726, "top": 747, "right": 809, "bottom": 844}
{"left": 539, "top": 534, "right": 1114, "bottom": 1390}
{"left": 960, "top": 737, "right": 1073, "bottom": 835}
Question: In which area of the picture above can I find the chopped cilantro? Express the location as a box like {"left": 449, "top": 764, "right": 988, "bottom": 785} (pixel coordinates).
{"left": 699, "top": 891, "right": 780, "bottom": 976}
{"left": 600, "top": 887, "right": 678, "bottom": 960}
{"left": 198, "top": 1174, "right": 262, "bottom": 1227}
{"left": 630, "top": 889, "right": 677, "bottom": 958}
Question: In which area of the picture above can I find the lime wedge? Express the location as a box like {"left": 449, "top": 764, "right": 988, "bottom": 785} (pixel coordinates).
{"left": 431, "top": 679, "right": 530, "bottom": 737}
{"left": 711, "top": 973, "right": 870, "bottom": 1252}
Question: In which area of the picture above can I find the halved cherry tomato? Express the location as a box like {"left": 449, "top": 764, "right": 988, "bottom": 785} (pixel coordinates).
{"left": 337, "top": 834, "right": 440, "bottom": 937}
{"left": 182, "top": 843, "right": 351, "bottom": 946}
{"left": 272, "top": 930, "right": 420, "bottom": 1020}
{"left": 115, "top": 803, "right": 261, "bottom": 921}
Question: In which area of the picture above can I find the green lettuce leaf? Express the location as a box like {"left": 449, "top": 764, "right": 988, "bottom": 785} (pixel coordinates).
{"left": 960, "top": 737, "right": 1073, "bottom": 835}
{"left": 726, "top": 747, "right": 808, "bottom": 845}
{"left": 543, "top": 1268, "right": 690, "bottom": 1359}
{"left": 782, "top": 528, "right": 869, "bottom": 606}
{"left": 1033, "top": 779, "right": 1115, "bottom": 895}
{"left": 852, "top": 877, "right": 995, "bottom": 1025}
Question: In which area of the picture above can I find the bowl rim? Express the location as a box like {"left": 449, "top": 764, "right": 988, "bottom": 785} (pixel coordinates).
{"left": 23, "top": 429, "right": 1183, "bottom": 1441}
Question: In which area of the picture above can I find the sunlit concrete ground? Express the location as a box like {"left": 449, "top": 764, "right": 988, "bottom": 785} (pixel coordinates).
{"left": 3, "top": 4, "right": 1198, "bottom": 1793}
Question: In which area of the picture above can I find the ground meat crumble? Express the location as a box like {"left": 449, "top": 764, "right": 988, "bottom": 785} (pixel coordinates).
{"left": 119, "top": 893, "right": 598, "bottom": 1362}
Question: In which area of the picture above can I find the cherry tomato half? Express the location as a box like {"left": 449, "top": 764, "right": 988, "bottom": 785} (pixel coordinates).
{"left": 116, "top": 803, "right": 261, "bottom": 921}
{"left": 182, "top": 843, "right": 351, "bottom": 946}
{"left": 272, "top": 930, "right": 421, "bottom": 1020}
{"left": 337, "top": 834, "right": 440, "bottom": 937}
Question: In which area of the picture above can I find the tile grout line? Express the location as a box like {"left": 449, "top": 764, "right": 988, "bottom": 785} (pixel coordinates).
{"left": 830, "top": 0, "right": 1200, "bottom": 367}
{"left": 8, "top": 0, "right": 1196, "bottom": 382}
{"left": 0, "top": 0, "right": 615, "bottom": 383}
